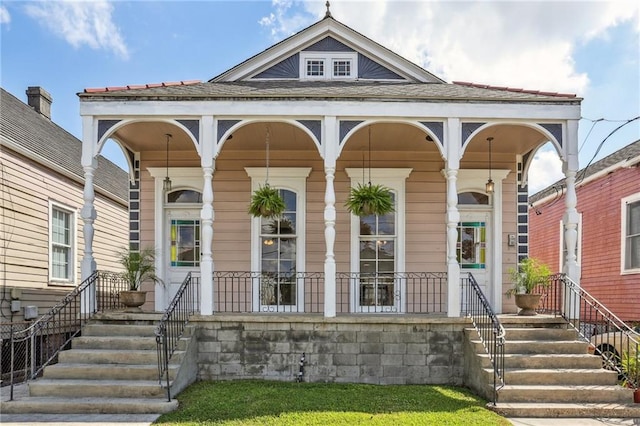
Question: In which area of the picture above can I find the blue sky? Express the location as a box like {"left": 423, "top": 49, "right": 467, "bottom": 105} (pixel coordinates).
{"left": 1, "top": 1, "right": 638, "bottom": 194}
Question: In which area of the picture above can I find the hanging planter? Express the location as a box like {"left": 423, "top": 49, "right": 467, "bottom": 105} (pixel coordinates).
{"left": 345, "top": 182, "right": 394, "bottom": 217}
{"left": 249, "top": 184, "right": 286, "bottom": 218}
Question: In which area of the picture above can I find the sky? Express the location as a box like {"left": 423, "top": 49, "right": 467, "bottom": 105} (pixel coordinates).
{"left": 1, "top": 0, "right": 639, "bottom": 195}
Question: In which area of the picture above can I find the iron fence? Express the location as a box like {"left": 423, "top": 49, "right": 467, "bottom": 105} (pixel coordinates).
{"left": 213, "top": 271, "right": 324, "bottom": 313}
{"left": 539, "top": 274, "right": 639, "bottom": 390}
{"left": 336, "top": 272, "right": 447, "bottom": 314}
{"left": 156, "top": 272, "right": 199, "bottom": 401}
{"left": 461, "top": 273, "right": 505, "bottom": 405}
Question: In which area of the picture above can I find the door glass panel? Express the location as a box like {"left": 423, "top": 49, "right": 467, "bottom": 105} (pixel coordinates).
{"left": 170, "top": 219, "right": 200, "bottom": 267}
{"left": 457, "top": 221, "right": 486, "bottom": 269}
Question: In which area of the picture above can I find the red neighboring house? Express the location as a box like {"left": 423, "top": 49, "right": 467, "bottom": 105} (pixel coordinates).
{"left": 529, "top": 139, "right": 640, "bottom": 322}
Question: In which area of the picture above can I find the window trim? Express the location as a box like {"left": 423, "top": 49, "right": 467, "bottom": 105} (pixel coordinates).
{"left": 245, "top": 167, "right": 311, "bottom": 311}
{"left": 300, "top": 52, "right": 357, "bottom": 80}
{"left": 621, "top": 192, "right": 640, "bottom": 274}
{"left": 346, "top": 168, "right": 412, "bottom": 312}
{"left": 48, "top": 200, "right": 77, "bottom": 285}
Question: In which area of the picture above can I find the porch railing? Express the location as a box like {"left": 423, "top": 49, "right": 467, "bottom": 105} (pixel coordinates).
{"left": 538, "top": 274, "right": 639, "bottom": 390}
{"left": 460, "top": 273, "right": 505, "bottom": 405}
{"left": 155, "top": 272, "right": 200, "bottom": 401}
{"left": 213, "top": 271, "right": 324, "bottom": 313}
{"left": 3, "top": 271, "right": 126, "bottom": 399}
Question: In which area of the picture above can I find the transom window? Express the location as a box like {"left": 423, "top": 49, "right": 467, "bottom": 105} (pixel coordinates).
{"left": 458, "top": 191, "right": 489, "bottom": 205}
{"left": 49, "top": 202, "right": 76, "bottom": 283}
{"left": 622, "top": 195, "right": 640, "bottom": 272}
{"left": 167, "top": 189, "right": 202, "bottom": 204}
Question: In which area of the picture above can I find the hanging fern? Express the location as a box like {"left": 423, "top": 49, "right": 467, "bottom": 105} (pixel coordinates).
{"left": 345, "top": 183, "right": 394, "bottom": 216}
{"left": 249, "top": 184, "right": 286, "bottom": 218}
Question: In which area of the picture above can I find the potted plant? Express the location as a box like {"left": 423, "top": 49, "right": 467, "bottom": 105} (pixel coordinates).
{"left": 118, "top": 247, "right": 161, "bottom": 312}
{"left": 505, "top": 257, "right": 551, "bottom": 316}
{"left": 345, "top": 182, "right": 394, "bottom": 217}
{"left": 249, "top": 184, "right": 286, "bottom": 218}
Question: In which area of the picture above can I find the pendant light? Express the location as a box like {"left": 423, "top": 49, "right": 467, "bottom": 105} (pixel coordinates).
{"left": 163, "top": 133, "right": 172, "bottom": 192}
{"left": 486, "top": 137, "right": 495, "bottom": 194}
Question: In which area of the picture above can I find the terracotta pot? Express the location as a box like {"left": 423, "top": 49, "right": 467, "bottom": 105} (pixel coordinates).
{"left": 634, "top": 389, "right": 640, "bottom": 404}
{"left": 514, "top": 293, "right": 542, "bottom": 316}
{"left": 119, "top": 290, "right": 147, "bottom": 312}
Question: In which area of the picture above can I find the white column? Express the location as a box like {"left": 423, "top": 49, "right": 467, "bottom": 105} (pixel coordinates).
{"left": 323, "top": 116, "right": 338, "bottom": 317}
{"left": 563, "top": 119, "right": 581, "bottom": 318}
{"left": 445, "top": 118, "right": 461, "bottom": 317}
{"left": 200, "top": 116, "right": 215, "bottom": 315}
{"left": 80, "top": 116, "right": 97, "bottom": 313}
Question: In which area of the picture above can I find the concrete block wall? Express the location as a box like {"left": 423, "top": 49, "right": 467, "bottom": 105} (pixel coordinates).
{"left": 193, "top": 315, "right": 470, "bottom": 385}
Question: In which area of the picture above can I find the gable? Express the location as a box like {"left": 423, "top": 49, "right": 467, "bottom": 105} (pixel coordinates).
{"left": 211, "top": 17, "right": 443, "bottom": 84}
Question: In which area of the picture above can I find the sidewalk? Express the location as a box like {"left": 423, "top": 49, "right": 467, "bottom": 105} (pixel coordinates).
{"left": 509, "top": 418, "right": 640, "bottom": 425}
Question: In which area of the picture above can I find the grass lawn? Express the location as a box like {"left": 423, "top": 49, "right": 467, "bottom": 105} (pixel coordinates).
{"left": 154, "top": 380, "right": 511, "bottom": 425}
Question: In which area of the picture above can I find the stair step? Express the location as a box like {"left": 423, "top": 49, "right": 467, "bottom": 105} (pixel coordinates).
{"left": 497, "top": 385, "right": 633, "bottom": 404}
{"left": 58, "top": 349, "right": 174, "bottom": 365}
{"left": 43, "top": 363, "right": 178, "bottom": 381}
{"left": 503, "top": 327, "right": 578, "bottom": 341}
{"left": 489, "top": 402, "right": 640, "bottom": 418}
{"left": 82, "top": 324, "right": 157, "bottom": 337}
{"left": 1, "top": 396, "right": 177, "bottom": 414}
{"left": 73, "top": 336, "right": 158, "bottom": 350}
{"left": 29, "top": 379, "right": 166, "bottom": 399}
{"left": 478, "top": 353, "right": 603, "bottom": 369}
{"left": 498, "top": 368, "right": 619, "bottom": 385}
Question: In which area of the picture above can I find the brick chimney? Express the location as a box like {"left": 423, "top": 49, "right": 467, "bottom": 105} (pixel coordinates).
{"left": 26, "top": 86, "right": 53, "bottom": 120}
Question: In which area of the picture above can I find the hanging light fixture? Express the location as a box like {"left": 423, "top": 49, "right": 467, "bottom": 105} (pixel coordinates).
{"left": 485, "top": 136, "right": 495, "bottom": 194}
{"left": 163, "top": 133, "right": 172, "bottom": 192}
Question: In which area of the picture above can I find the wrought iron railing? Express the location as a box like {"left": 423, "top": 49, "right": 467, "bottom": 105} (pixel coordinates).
{"left": 538, "top": 274, "right": 639, "bottom": 391}
{"left": 461, "top": 273, "right": 505, "bottom": 405}
{"left": 3, "top": 271, "right": 128, "bottom": 399}
{"left": 155, "top": 272, "right": 199, "bottom": 401}
{"left": 336, "top": 272, "right": 447, "bottom": 314}
{"left": 213, "top": 271, "right": 324, "bottom": 313}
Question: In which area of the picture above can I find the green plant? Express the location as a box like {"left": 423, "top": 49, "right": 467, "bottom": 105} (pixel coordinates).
{"left": 118, "top": 247, "right": 161, "bottom": 291}
{"left": 622, "top": 350, "right": 639, "bottom": 388}
{"left": 249, "top": 184, "right": 286, "bottom": 218}
{"left": 505, "top": 257, "right": 551, "bottom": 298}
{"left": 345, "top": 182, "right": 394, "bottom": 216}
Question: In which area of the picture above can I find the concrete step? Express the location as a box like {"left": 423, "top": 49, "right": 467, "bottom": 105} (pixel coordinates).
{"left": 29, "top": 379, "right": 166, "bottom": 399}
{"left": 471, "top": 339, "right": 588, "bottom": 355}
{"left": 478, "top": 353, "right": 603, "bottom": 369}
{"left": 496, "top": 384, "right": 633, "bottom": 404}
{"left": 498, "top": 315, "right": 568, "bottom": 328}
{"left": 42, "top": 363, "right": 178, "bottom": 381}
{"left": 73, "top": 336, "right": 158, "bottom": 350}
{"left": 503, "top": 327, "right": 578, "bottom": 341}
{"left": 497, "top": 368, "right": 620, "bottom": 386}
{"left": 489, "top": 402, "right": 640, "bottom": 418}
{"left": 82, "top": 324, "right": 156, "bottom": 337}
{"left": 58, "top": 349, "right": 170, "bottom": 365}
{"left": 1, "top": 396, "right": 177, "bottom": 414}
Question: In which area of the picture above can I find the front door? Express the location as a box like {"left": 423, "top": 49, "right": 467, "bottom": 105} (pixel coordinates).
{"left": 458, "top": 211, "right": 491, "bottom": 308}
{"left": 166, "top": 208, "right": 201, "bottom": 302}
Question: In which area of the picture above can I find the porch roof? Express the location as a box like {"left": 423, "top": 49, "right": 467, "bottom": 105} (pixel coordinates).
{"left": 79, "top": 80, "right": 580, "bottom": 104}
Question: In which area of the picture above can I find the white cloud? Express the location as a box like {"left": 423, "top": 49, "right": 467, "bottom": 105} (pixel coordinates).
{"left": 24, "top": 0, "right": 128, "bottom": 60}
{"left": 528, "top": 145, "right": 564, "bottom": 195}
{"left": 0, "top": 5, "right": 10, "bottom": 24}
{"left": 261, "top": 0, "right": 639, "bottom": 96}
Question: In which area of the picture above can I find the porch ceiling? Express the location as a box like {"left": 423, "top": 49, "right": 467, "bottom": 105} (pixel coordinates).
{"left": 466, "top": 125, "right": 549, "bottom": 155}
{"left": 112, "top": 121, "right": 194, "bottom": 152}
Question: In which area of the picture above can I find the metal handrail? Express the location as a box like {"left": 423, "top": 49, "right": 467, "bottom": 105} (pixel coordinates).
{"left": 540, "top": 274, "right": 639, "bottom": 390}
{"left": 155, "top": 272, "right": 199, "bottom": 402}
{"left": 5, "top": 271, "right": 122, "bottom": 400}
{"left": 461, "top": 273, "right": 505, "bottom": 405}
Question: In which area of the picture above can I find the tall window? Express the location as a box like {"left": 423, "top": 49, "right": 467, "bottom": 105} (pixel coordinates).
{"left": 346, "top": 168, "right": 411, "bottom": 313}
{"left": 622, "top": 194, "right": 640, "bottom": 272}
{"left": 358, "top": 196, "right": 396, "bottom": 307}
{"left": 260, "top": 190, "right": 297, "bottom": 306}
{"left": 49, "top": 202, "right": 75, "bottom": 283}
